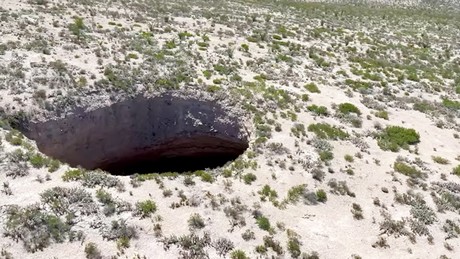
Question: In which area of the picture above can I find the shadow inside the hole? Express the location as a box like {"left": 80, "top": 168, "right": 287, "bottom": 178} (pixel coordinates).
{"left": 98, "top": 153, "right": 242, "bottom": 175}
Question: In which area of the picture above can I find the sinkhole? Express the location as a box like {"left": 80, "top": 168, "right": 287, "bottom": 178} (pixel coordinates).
{"left": 22, "top": 94, "right": 249, "bottom": 175}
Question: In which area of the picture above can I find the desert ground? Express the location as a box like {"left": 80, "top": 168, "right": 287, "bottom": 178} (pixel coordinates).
{"left": 0, "top": 0, "right": 460, "bottom": 258}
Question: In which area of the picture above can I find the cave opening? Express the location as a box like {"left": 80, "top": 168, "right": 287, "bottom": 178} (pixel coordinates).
{"left": 21, "top": 94, "right": 249, "bottom": 175}
{"left": 100, "top": 152, "right": 242, "bottom": 175}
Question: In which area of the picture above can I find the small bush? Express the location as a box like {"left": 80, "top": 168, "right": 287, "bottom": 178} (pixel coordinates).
{"left": 351, "top": 203, "right": 364, "bottom": 220}
{"left": 287, "top": 185, "right": 307, "bottom": 203}
{"left": 307, "top": 105, "right": 328, "bottom": 116}
{"left": 453, "top": 165, "right": 460, "bottom": 176}
{"left": 338, "top": 103, "right": 361, "bottom": 115}
{"left": 316, "top": 189, "right": 327, "bottom": 202}
{"left": 241, "top": 229, "right": 255, "bottom": 241}
{"left": 287, "top": 237, "right": 301, "bottom": 258}
{"left": 40, "top": 187, "right": 96, "bottom": 216}
{"left": 4, "top": 204, "right": 72, "bottom": 252}
{"left": 29, "top": 153, "right": 48, "bottom": 168}
{"left": 263, "top": 235, "right": 284, "bottom": 255}
{"left": 308, "top": 123, "right": 348, "bottom": 140}
{"left": 305, "top": 83, "right": 320, "bottom": 93}
{"left": 319, "top": 150, "right": 334, "bottom": 161}
{"left": 393, "top": 162, "right": 424, "bottom": 179}
{"left": 344, "top": 154, "right": 354, "bottom": 162}
{"left": 188, "top": 213, "right": 205, "bottom": 230}
{"left": 85, "top": 242, "right": 102, "bottom": 259}
{"left": 101, "top": 220, "right": 137, "bottom": 242}
{"left": 230, "top": 250, "right": 248, "bottom": 259}
{"left": 377, "top": 126, "right": 420, "bottom": 152}
{"left": 375, "top": 110, "right": 389, "bottom": 120}
{"left": 243, "top": 173, "right": 257, "bottom": 184}
{"left": 194, "top": 170, "right": 214, "bottom": 183}
{"left": 432, "top": 156, "right": 449, "bottom": 164}
{"left": 442, "top": 99, "right": 460, "bottom": 110}
{"left": 134, "top": 200, "right": 157, "bottom": 218}
{"left": 256, "top": 216, "right": 271, "bottom": 231}
{"left": 62, "top": 169, "right": 84, "bottom": 181}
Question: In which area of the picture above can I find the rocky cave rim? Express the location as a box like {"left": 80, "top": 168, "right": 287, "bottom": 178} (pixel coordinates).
{"left": 15, "top": 93, "right": 252, "bottom": 175}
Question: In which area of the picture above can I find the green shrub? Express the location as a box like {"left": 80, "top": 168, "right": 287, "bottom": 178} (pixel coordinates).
{"left": 62, "top": 169, "right": 84, "bottom": 181}
{"left": 256, "top": 216, "right": 271, "bottom": 231}
{"left": 243, "top": 173, "right": 257, "bottom": 184}
{"left": 194, "top": 170, "right": 214, "bottom": 183}
{"left": 259, "top": 185, "right": 278, "bottom": 202}
{"left": 301, "top": 94, "right": 309, "bottom": 102}
{"left": 345, "top": 79, "right": 372, "bottom": 90}
{"left": 5, "top": 131, "right": 23, "bottom": 145}
{"left": 442, "top": 99, "right": 460, "bottom": 110}
{"left": 29, "top": 153, "right": 48, "bottom": 168}
{"left": 263, "top": 235, "right": 284, "bottom": 255}
{"left": 375, "top": 110, "right": 389, "bottom": 120}
{"left": 291, "top": 123, "right": 306, "bottom": 138}
{"left": 377, "top": 126, "right": 420, "bottom": 152}
{"left": 453, "top": 165, "right": 460, "bottom": 176}
{"left": 393, "top": 162, "right": 423, "bottom": 179}
{"left": 202, "top": 70, "right": 212, "bottom": 79}
{"left": 40, "top": 187, "right": 95, "bottom": 215}
{"left": 287, "top": 238, "right": 301, "bottom": 258}
{"left": 344, "top": 154, "right": 354, "bottom": 162}
{"left": 318, "top": 150, "right": 333, "bottom": 161}
{"left": 134, "top": 200, "right": 157, "bottom": 218}
{"left": 4, "top": 205, "right": 72, "bottom": 252}
{"left": 47, "top": 159, "right": 61, "bottom": 172}
{"left": 413, "top": 101, "right": 435, "bottom": 113}
{"left": 307, "top": 105, "right": 328, "bottom": 116}
{"left": 188, "top": 213, "right": 205, "bottom": 230}
{"left": 116, "top": 236, "right": 130, "bottom": 250}
{"left": 255, "top": 245, "right": 267, "bottom": 254}
{"left": 316, "top": 189, "right": 327, "bottom": 202}
{"left": 305, "top": 83, "right": 320, "bottom": 93}
{"left": 96, "top": 189, "right": 113, "bottom": 205}
{"left": 338, "top": 103, "right": 361, "bottom": 115}
{"left": 230, "top": 250, "right": 248, "bottom": 259}
{"left": 69, "top": 17, "right": 86, "bottom": 40}
{"left": 308, "top": 123, "right": 348, "bottom": 140}
{"left": 84, "top": 242, "right": 102, "bottom": 259}
{"left": 432, "top": 156, "right": 449, "bottom": 165}
{"left": 287, "top": 185, "right": 307, "bottom": 203}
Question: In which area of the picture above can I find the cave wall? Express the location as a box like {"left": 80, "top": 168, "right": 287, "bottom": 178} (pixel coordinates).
{"left": 25, "top": 94, "right": 249, "bottom": 171}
